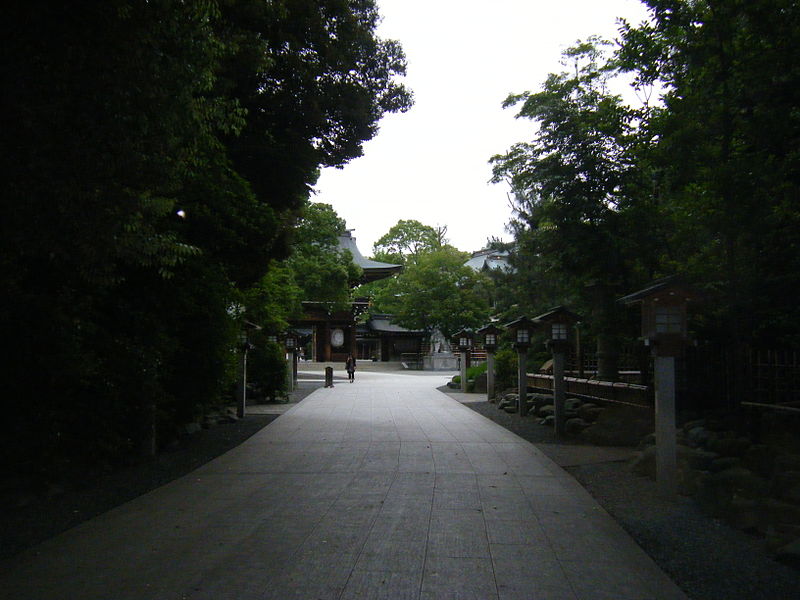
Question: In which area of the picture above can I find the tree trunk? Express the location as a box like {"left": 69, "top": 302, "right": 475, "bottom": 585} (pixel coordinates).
{"left": 596, "top": 332, "right": 620, "bottom": 381}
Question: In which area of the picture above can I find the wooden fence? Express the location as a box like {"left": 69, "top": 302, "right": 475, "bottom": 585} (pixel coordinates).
{"left": 527, "top": 343, "right": 800, "bottom": 413}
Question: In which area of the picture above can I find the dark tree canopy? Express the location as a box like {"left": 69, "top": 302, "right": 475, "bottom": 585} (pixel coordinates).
{"left": 1, "top": 0, "right": 411, "bottom": 476}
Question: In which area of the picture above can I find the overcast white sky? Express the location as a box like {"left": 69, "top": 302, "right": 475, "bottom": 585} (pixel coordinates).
{"left": 313, "top": 0, "right": 650, "bottom": 256}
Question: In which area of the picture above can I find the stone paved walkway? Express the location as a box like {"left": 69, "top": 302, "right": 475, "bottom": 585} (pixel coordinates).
{"left": 0, "top": 370, "right": 687, "bottom": 600}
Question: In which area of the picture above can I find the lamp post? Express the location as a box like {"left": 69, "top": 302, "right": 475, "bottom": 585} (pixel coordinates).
{"left": 452, "top": 329, "right": 474, "bottom": 393}
{"left": 620, "top": 277, "right": 701, "bottom": 498}
{"left": 534, "top": 307, "right": 581, "bottom": 437}
{"left": 505, "top": 317, "right": 534, "bottom": 416}
{"left": 477, "top": 323, "right": 503, "bottom": 402}
{"left": 284, "top": 332, "right": 298, "bottom": 393}
{"left": 237, "top": 320, "right": 261, "bottom": 418}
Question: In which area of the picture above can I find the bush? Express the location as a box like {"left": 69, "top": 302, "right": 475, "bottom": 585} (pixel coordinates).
{"left": 494, "top": 347, "right": 518, "bottom": 391}
{"left": 466, "top": 362, "right": 487, "bottom": 380}
{"left": 248, "top": 338, "right": 287, "bottom": 400}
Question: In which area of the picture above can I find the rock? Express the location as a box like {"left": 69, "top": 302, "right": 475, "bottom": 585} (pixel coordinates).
{"left": 564, "top": 398, "right": 583, "bottom": 412}
{"left": 630, "top": 446, "right": 656, "bottom": 477}
{"left": 503, "top": 405, "right": 518, "bottom": 414}
{"left": 528, "top": 394, "right": 553, "bottom": 415}
{"left": 775, "top": 454, "right": 800, "bottom": 473}
{"left": 678, "top": 468, "right": 705, "bottom": 496}
{"left": 775, "top": 537, "right": 800, "bottom": 569}
{"left": 638, "top": 432, "right": 656, "bottom": 449}
{"left": 696, "top": 467, "right": 767, "bottom": 516}
{"left": 709, "top": 456, "right": 741, "bottom": 473}
{"left": 772, "top": 471, "right": 800, "bottom": 503}
{"left": 687, "top": 426, "right": 712, "bottom": 448}
{"left": 764, "top": 499, "right": 800, "bottom": 528}
{"left": 582, "top": 405, "right": 654, "bottom": 447}
{"left": 540, "top": 415, "right": 555, "bottom": 426}
{"left": 687, "top": 448, "right": 719, "bottom": 471}
{"left": 498, "top": 395, "right": 517, "bottom": 410}
{"left": 632, "top": 445, "right": 714, "bottom": 480}
{"left": 711, "top": 467, "right": 766, "bottom": 497}
{"left": 707, "top": 436, "right": 752, "bottom": 457}
{"left": 538, "top": 404, "right": 555, "bottom": 418}
{"left": 45, "top": 483, "right": 65, "bottom": 499}
{"left": 577, "top": 403, "right": 603, "bottom": 423}
{"left": 565, "top": 418, "right": 590, "bottom": 435}
{"left": 183, "top": 422, "right": 202, "bottom": 435}
{"left": 682, "top": 418, "right": 707, "bottom": 433}
{"left": 741, "top": 444, "right": 775, "bottom": 478}
{"left": 728, "top": 497, "right": 761, "bottom": 531}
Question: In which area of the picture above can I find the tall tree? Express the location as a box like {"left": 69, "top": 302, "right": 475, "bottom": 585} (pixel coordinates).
{"left": 372, "top": 219, "right": 448, "bottom": 265}
{"left": 286, "top": 203, "right": 361, "bottom": 309}
{"left": 618, "top": 0, "right": 800, "bottom": 344}
{"left": 371, "top": 246, "right": 492, "bottom": 339}
{"left": 491, "top": 38, "right": 648, "bottom": 378}
{"left": 1, "top": 0, "right": 411, "bottom": 475}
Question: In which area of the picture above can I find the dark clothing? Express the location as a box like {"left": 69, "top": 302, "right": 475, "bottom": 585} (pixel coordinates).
{"left": 345, "top": 356, "right": 356, "bottom": 381}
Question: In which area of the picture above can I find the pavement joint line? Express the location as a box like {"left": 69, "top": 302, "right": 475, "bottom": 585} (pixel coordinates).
{"left": 0, "top": 369, "right": 689, "bottom": 599}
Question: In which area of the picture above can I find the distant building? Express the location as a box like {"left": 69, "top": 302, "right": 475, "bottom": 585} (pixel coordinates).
{"left": 338, "top": 229, "right": 403, "bottom": 284}
{"left": 356, "top": 314, "right": 426, "bottom": 362}
{"left": 465, "top": 248, "right": 513, "bottom": 273}
{"left": 291, "top": 231, "right": 402, "bottom": 362}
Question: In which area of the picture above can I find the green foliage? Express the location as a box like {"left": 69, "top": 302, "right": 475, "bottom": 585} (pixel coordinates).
{"left": 371, "top": 246, "right": 492, "bottom": 338}
{"left": 467, "top": 362, "right": 488, "bottom": 381}
{"left": 491, "top": 38, "right": 645, "bottom": 377}
{"left": 493, "top": 348, "right": 519, "bottom": 392}
{"left": 491, "top": 0, "right": 800, "bottom": 374}
{"left": 287, "top": 202, "right": 362, "bottom": 310}
{"left": 1, "top": 1, "right": 412, "bottom": 477}
{"left": 247, "top": 339, "right": 287, "bottom": 400}
{"left": 372, "top": 220, "right": 447, "bottom": 265}
{"left": 617, "top": 0, "right": 800, "bottom": 343}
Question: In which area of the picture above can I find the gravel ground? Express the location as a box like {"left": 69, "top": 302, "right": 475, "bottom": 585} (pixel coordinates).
{"left": 464, "top": 399, "right": 800, "bottom": 600}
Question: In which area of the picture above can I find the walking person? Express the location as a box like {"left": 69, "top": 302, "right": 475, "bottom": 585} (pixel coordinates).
{"left": 345, "top": 353, "right": 356, "bottom": 382}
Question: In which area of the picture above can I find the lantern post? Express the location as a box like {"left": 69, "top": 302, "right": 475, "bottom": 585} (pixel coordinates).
{"left": 534, "top": 307, "right": 581, "bottom": 437}
{"left": 452, "top": 329, "right": 474, "bottom": 393}
{"left": 477, "top": 323, "right": 503, "bottom": 402}
{"left": 621, "top": 277, "right": 701, "bottom": 497}
{"left": 237, "top": 320, "right": 261, "bottom": 418}
{"left": 505, "top": 317, "right": 534, "bottom": 416}
{"left": 283, "top": 331, "right": 298, "bottom": 393}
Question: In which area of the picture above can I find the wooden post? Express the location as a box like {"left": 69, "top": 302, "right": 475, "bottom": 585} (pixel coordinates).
{"left": 553, "top": 349, "right": 566, "bottom": 436}
{"left": 286, "top": 351, "right": 294, "bottom": 393}
{"left": 460, "top": 350, "right": 468, "bottom": 393}
{"left": 486, "top": 350, "right": 496, "bottom": 402}
{"left": 237, "top": 348, "right": 247, "bottom": 418}
{"left": 654, "top": 354, "right": 677, "bottom": 497}
{"left": 517, "top": 348, "right": 528, "bottom": 416}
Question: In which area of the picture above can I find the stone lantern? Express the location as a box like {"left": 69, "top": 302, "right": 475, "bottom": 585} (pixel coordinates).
{"left": 534, "top": 307, "right": 581, "bottom": 437}
{"left": 477, "top": 323, "right": 504, "bottom": 401}
{"left": 505, "top": 317, "right": 536, "bottom": 416}
{"left": 237, "top": 320, "right": 261, "bottom": 418}
{"left": 451, "top": 329, "right": 474, "bottom": 393}
{"left": 283, "top": 330, "right": 299, "bottom": 393}
{"left": 620, "top": 276, "right": 702, "bottom": 497}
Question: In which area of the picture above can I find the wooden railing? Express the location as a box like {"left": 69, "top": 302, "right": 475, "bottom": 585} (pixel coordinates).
{"left": 527, "top": 373, "right": 650, "bottom": 407}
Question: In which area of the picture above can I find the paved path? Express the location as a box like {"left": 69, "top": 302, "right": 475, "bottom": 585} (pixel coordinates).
{"left": 0, "top": 371, "right": 687, "bottom": 600}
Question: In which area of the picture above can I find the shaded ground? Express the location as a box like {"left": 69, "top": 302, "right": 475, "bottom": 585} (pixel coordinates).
{"left": 0, "top": 381, "right": 320, "bottom": 559}
{"left": 463, "top": 397, "right": 800, "bottom": 600}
